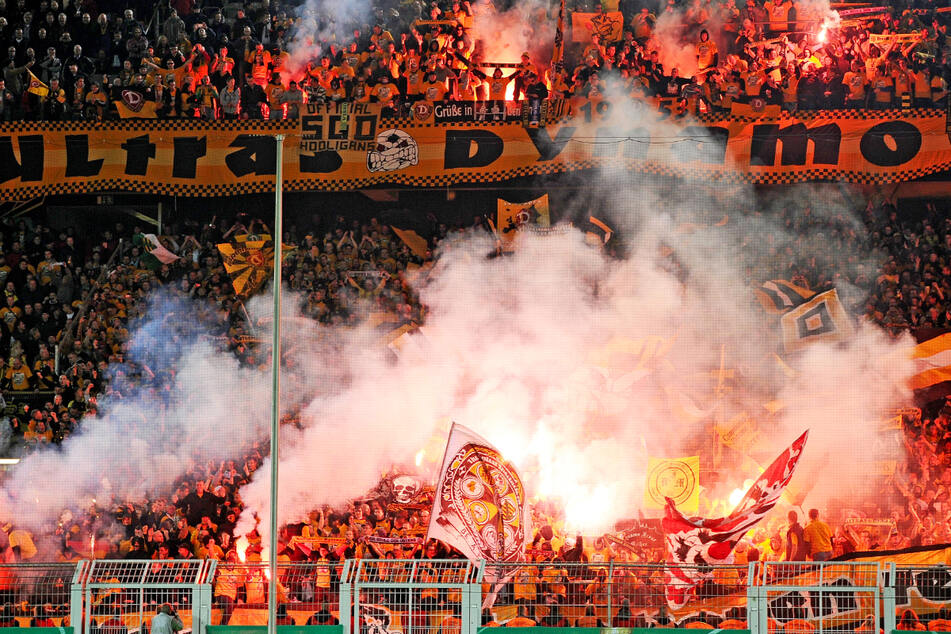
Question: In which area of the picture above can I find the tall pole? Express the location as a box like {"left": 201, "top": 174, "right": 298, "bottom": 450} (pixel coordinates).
{"left": 268, "top": 134, "right": 284, "bottom": 634}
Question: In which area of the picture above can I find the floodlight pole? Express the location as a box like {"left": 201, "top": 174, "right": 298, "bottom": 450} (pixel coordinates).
{"left": 268, "top": 134, "right": 284, "bottom": 634}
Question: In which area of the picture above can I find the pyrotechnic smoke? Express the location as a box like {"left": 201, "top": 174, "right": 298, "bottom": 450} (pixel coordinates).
{"left": 0, "top": 291, "right": 333, "bottom": 543}
{"left": 468, "top": 0, "right": 556, "bottom": 68}
{"left": 239, "top": 97, "right": 916, "bottom": 543}
{"left": 648, "top": 4, "right": 730, "bottom": 79}
{"left": 282, "top": 0, "right": 377, "bottom": 79}
{"left": 3, "top": 92, "right": 917, "bottom": 554}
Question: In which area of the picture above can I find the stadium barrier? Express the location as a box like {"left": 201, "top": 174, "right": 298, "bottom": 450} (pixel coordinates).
{"left": 0, "top": 559, "right": 943, "bottom": 634}
{"left": 79, "top": 559, "right": 216, "bottom": 634}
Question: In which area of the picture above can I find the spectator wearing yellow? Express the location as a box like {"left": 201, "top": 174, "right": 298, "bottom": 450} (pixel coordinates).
{"left": 803, "top": 508, "right": 833, "bottom": 561}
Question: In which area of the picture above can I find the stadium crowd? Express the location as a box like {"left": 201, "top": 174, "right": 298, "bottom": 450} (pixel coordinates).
{"left": 0, "top": 0, "right": 947, "bottom": 121}
{"left": 0, "top": 194, "right": 947, "bottom": 568}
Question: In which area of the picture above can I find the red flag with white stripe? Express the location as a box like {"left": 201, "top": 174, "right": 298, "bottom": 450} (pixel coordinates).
{"left": 662, "top": 430, "right": 809, "bottom": 608}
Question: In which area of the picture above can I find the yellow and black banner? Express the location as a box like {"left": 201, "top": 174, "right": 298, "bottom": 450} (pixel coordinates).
{"left": 644, "top": 455, "right": 700, "bottom": 514}
{"left": 571, "top": 11, "right": 624, "bottom": 43}
{"left": 0, "top": 102, "right": 950, "bottom": 199}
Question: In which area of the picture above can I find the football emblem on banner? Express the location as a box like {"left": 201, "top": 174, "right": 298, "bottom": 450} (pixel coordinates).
{"left": 645, "top": 456, "right": 699, "bottom": 513}
{"left": 438, "top": 443, "right": 525, "bottom": 562}
{"left": 121, "top": 89, "right": 145, "bottom": 112}
{"left": 413, "top": 102, "right": 433, "bottom": 122}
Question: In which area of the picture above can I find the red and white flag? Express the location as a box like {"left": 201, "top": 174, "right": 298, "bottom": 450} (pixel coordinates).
{"left": 426, "top": 422, "right": 530, "bottom": 563}
{"left": 662, "top": 430, "right": 809, "bottom": 608}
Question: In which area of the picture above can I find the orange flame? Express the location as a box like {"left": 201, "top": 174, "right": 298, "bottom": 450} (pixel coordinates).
{"left": 236, "top": 536, "right": 249, "bottom": 563}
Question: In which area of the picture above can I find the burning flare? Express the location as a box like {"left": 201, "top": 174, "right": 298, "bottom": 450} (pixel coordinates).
{"left": 235, "top": 535, "right": 249, "bottom": 563}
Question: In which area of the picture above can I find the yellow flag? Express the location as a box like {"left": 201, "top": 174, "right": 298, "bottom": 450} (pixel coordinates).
{"left": 496, "top": 194, "right": 550, "bottom": 248}
{"left": 644, "top": 455, "right": 699, "bottom": 514}
{"left": 217, "top": 234, "right": 295, "bottom": 297}
{"left": 571, "top": 11, "right": 624, "bottom": 43}
{"left": 113, "top": 98, "right": 158, "bottom": 119}
{"left": 391, "top": 227, "right": 429, "bottom": 259}
{"left": 26, "top": 70, "right": 49, "bottom": 97}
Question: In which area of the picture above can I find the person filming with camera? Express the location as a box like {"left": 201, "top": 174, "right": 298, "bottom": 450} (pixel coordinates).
{"left": 151, "top": 604, "right": 183, "bottom": 634}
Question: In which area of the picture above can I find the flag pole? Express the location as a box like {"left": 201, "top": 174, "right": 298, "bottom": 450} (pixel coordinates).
{"left": 267, "top": 134, "right": 284, "bottom": 634}
{"left": 424, "top": 421, "right": 457, "bottom": 545}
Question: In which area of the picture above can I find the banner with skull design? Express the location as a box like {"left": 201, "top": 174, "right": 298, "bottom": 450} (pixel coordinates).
{"left": 662, "top": 430, "right": 808, "bottom": 609}
{"left": 426, "top": 423, "right": 530, "bottom": 563}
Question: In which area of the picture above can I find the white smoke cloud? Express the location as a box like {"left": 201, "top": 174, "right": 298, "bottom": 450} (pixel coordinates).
{"left": 1, "top": 86, "right": 917, "bottom": 553}
{"left": 0, "top": 291, "right": 330, "bottom": 540}
{"left": 282, "top": 0, "right": 377, "bottom": 79}
{"left": 468, "top": 0, "right": 555, "bottom": 67}
{"left": 234, "top": 89, "right": 917, "bottom": 545}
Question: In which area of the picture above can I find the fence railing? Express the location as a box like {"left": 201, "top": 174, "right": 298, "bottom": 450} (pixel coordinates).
{"left": 79, "top": 559, "right": 216, "bottom": 634}
{"left": 0, "top": 559, "right": 948, "bottom": 634}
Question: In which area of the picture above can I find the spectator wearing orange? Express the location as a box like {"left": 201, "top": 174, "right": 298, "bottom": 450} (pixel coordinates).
{"left": 486, "top": 68, "right": 515, "bottom": 101}
{"left": 370, "top": 74, "right": 400, "bottom": 107}
{"left": 247, "top": 44, "right": 271, "bottom": 88}
{"left": 842, "top": 60, "right": 867, "bottom": 109}
{"left": 696, "top": 30, "right": 719, "bottom": 72}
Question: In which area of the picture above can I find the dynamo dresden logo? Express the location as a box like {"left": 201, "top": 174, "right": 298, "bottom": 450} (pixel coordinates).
{"left": 121, "top": 89, "right": 144, "bottom": 113}
{"left": 413, "top": 102, "right": 433, "bottom": 122}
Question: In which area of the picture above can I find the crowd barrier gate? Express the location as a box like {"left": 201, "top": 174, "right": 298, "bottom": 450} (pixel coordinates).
{"left": 76, "top": 559, "right": 216, "bottom": 634}
{"left": 340, "top": 559, "right": 483, "bottom": 634}
{"left": 747, "top": 561, "right": 896, "bottom": 634}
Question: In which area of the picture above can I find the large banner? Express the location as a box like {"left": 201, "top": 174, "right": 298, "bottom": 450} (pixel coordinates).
{"left": 1, "top": 102, "right": 950, "bottom": 199}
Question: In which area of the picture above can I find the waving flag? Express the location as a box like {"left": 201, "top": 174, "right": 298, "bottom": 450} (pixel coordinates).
{"left": 550, "top": 0, "right": 566, "bottom": 70}
{"left": 426, "top": 423, "right": 530, "bottom": 563}
{"left": 496, "top": 194, "right": 551, "bottom": 248}
{"left": 662, "top": 431, "right": 808, "bottom": 608}
{"left": 780, "top": 289, "right": 853, "bottom": 352}
{"left": 217, "top": 234, "right": 295, "bottom": 297}
{"left": 134, "top": 233, "right": 179, "bottom": 270}
{"left": 571, "top": 11, "right": 624, "bottom": 43}
{"left": 644, "top": 456, "right": 700, "bottom": 514}
{"left": 27, "top": 70, "right": 49, "bottom": 97}
{"left": 909, "top": 329, "right": 951, "bottom": 403}
{"left": 754, "top": 280, "right": 814, "bottom": 314}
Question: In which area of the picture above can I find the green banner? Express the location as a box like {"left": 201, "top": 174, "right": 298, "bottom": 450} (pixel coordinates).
{"left": 207, "top": 626, "right": 342, "bottom": 634}
{"left": 484, "top": 627, "right": 750, "bottom": 634}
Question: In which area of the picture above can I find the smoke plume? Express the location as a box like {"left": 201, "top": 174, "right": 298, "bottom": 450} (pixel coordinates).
{"left": 234, "top": 91, "right": 916, "bottom": 543}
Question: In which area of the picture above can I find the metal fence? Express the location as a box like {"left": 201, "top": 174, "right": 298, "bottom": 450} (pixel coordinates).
{"left": 891, "top": 565, "right": 951, "bottom": 632}
{"left": 749, "top": 561, "right": 891, "bottom": 634}
{"left": 0, "top": 562, "right": 77, "bottom": 628}
{"left": 79, "top": 559, "right": 215, "bottom": 634}
{"left": 342, "top": 559, "right": 482, "bottom": 634}
{"left": 481, "top": 562, "right": 750, "bottom": 629}
{"left": 212, "top": 561, "right": 344, "bottom": 627}
{"left": 3, "top": 559, "right": 951, "bottom": 634}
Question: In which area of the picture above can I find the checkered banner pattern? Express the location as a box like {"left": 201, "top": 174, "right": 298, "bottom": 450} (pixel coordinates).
{"left": 0, "top": 105, "right": 948, "bottom": 199}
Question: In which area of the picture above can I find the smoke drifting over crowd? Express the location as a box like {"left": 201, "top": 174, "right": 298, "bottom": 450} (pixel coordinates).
{"left": 468, "top": 0, "right": 556, "bottom": 68}
{"left": 282, "top": 0, "right": 376, "bottom": 78}
{"left": 237, "top": 97, "right": 915, "bottom": 543}
{"left": 0, "top": 91, "right": 917, "bottom": 553}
